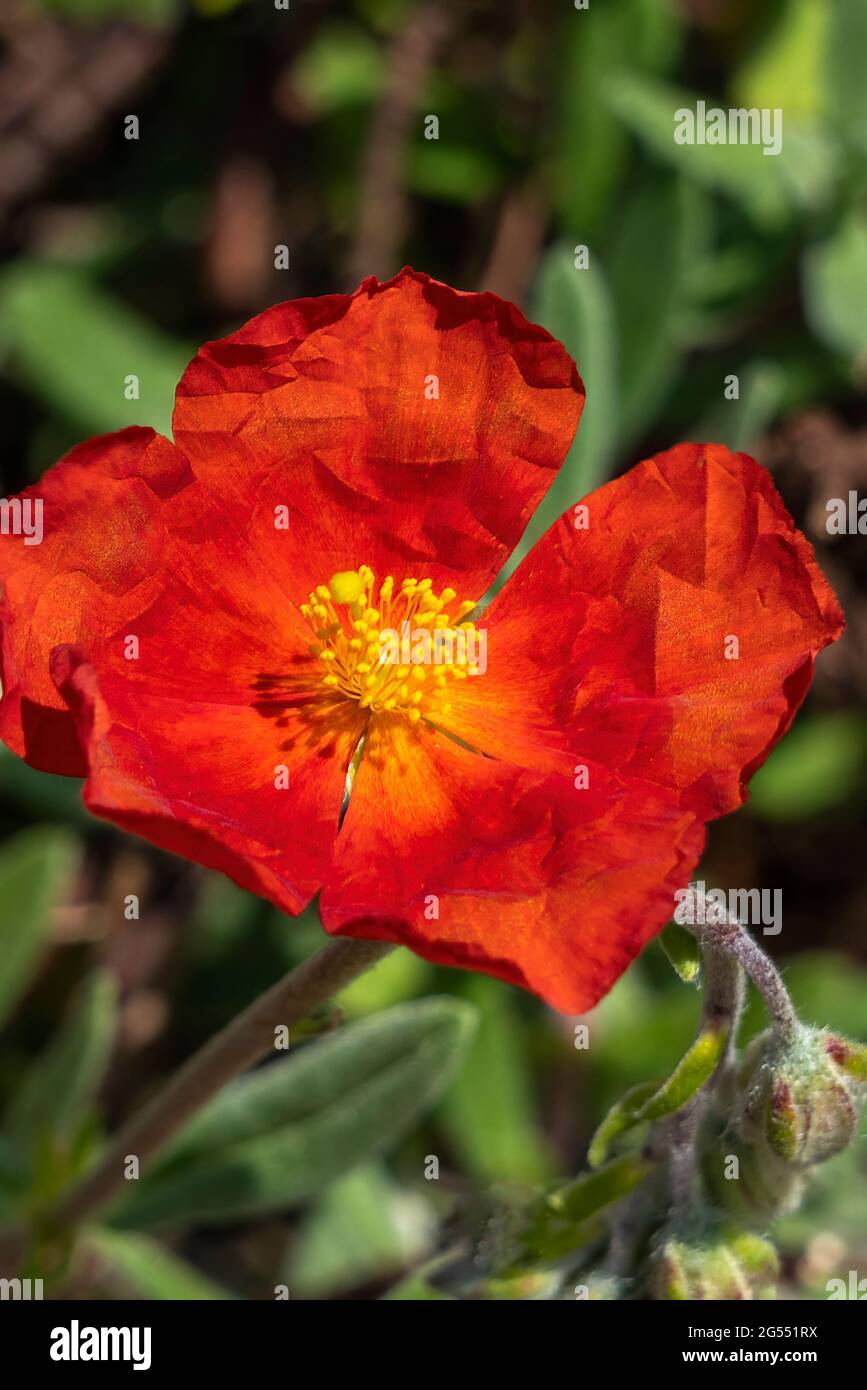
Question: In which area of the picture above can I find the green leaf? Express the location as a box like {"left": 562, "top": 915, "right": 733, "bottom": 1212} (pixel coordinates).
{"left": 638, "top": 1027, "right": 727, "bottom": 1120}
{"left": 406, "top": 145, "right": 502, "bottom": 204}
{"left": 606, "top": 73, "right": 836, "bottom": 227}
{"left": 588, "top": 1026, "right": 727, "bottom": 1167}
{"left": 546, "top": 1152, "right": 654, "bottom": 1224}
{"left": 437, "top": 976, "right": 554, "bottom": 1185}
{"left": 587, "top": 1079, "right": 662, "bottom": 1169}
{"left": 86, "top": 1228, "right": 235, "bottom": 1300}
{"left": 803, "top": 213, "right": 867, "bottom": 369}
{"left": 826, "top": 0, "right": 867, "bottom": 155}
{"left": 0, "top": 827, "right": 78, "bottom": 1027}
{"left": 291, "top": 23, "right": 385, "bottom": 113}
{"left": 694, "top": 359, "right": 788, "bottom": 453}
{"left": 607, "top": 174, "right": 711, "bottom": 444}
{"left": 107, "top": 997, "right": 476, "bottom": 1229}
{"left": 732, "top": 0, "right": 828, "bottom": 122}
{"left": 0, "top": 263, "right": 191, "bottom": 437}
{"left": 748, "top": 712, "right": 867, "bottom": 821}
{"left": 551, "top": 0, "right": 683, "bottom": 237}
{"left": 522, "top": 241, "right": 618, "bottom": 555}
{"left": 659, "top": 923, "right": 702, "bottom": 987}
{"left": 283, "top": 1163, "right": 433, "bottom": 1298}
{"left": 9, "top": 970, "right": 118, "bottom": 1148}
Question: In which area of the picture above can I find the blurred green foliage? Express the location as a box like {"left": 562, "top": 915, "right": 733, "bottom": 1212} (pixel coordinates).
{"left": 0, "top": 0, "right": 864, "bottom": 1299}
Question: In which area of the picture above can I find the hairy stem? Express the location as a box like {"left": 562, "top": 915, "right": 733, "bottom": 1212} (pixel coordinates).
{"left": 701, "top": 944, "right": 745, "bottom": 1071}
{"left": 662, "top": 940, "right": 745, "bottom": 1220}
{"left": 687, "top": 895, "right": 798, "bottom": 1043}
{"left": 47, "top": 936, "right": 394, "bottom": 1235}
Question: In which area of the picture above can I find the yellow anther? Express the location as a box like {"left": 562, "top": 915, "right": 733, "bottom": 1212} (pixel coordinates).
{"left": 328, "top": 571, "right": 364, "bottom": 605}
{"left": 299, "top": 564, "right": 479, "bottom": 724}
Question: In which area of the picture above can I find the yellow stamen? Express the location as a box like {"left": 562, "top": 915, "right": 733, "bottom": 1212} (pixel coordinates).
{"left": 298, "top": 565, "right": 481, "bottom": 722}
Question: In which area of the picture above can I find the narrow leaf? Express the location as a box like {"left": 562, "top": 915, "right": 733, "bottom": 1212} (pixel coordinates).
{"left": 86, "top": 1228, "right": 234, "bottom": 1300}
{"left": 588, "top": 1026, "right": 727, "bottom": 1167}
{"left": 9, "top": 970, "right": 118, "bottom": 1147}
{"left": 587, "top": 1079, "right": 662, "bottom": 1169}
{"left": 107, "top": 998, "right": 476, "bottom": 1229}
{"left": 0, "top": 827, "right": 78, "bottom": 1027}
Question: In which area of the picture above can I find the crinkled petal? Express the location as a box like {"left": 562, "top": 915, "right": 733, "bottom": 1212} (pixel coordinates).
{"left": 321, "top": 717, "right": 704, "bottom": 1013}
{"left": 0, "top": 427, "right": 193, "bottom": 774}
{"left": 172, "top": 267, "right": 584, "bottom": 601}
{"left": 439, "top": 443, "right": 844, "bottom": 817}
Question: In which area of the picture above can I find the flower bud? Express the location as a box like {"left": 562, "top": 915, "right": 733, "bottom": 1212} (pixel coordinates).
{"left": 700, "top": 1131, "right": 805, "bottom": 1224}
{"left": 650, "top": 1221, "right": 778, "bottom": 1301}
{"left": 736, "top": 1026, "right": 867, "bottom": 1169}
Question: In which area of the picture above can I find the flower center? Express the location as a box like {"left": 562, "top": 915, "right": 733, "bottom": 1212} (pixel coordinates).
{"left": 300, "top": 566, "right": 481, "bottom": 721}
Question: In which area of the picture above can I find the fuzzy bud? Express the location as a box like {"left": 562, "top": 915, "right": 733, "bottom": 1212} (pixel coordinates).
{"left": 650, "top": 1221, "right": 778, "bottom": 1301}
{"left": 736, "top": 1026, "right": 867, "bottom": 1169}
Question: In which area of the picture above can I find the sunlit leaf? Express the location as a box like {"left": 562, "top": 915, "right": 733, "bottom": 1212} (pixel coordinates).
{"left": 732, "top": 0, "right": 828, "bottom": 121}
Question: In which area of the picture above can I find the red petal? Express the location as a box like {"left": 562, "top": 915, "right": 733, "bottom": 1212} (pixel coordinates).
{"left": 0, "top": 428, "right": 193, "bottom": 774}
{"left": 53, "top": 644, "right": 364, "bottom": 915}
{"left": 173, "top": 267, "right": 584, "bottom": 600}
{"left": 41, "top": 464, "right": 372, "bottom": 909}
{"left": 321, "top": 717, "right": 703, "bottom": 1013}
{"left": 445, "top": 443, "right": 843, "bottom": 818}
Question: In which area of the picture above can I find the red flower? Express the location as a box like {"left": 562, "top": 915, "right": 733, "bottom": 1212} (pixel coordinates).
{"left": 0, "top": 269, "right": 843, "bottom": 1012}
